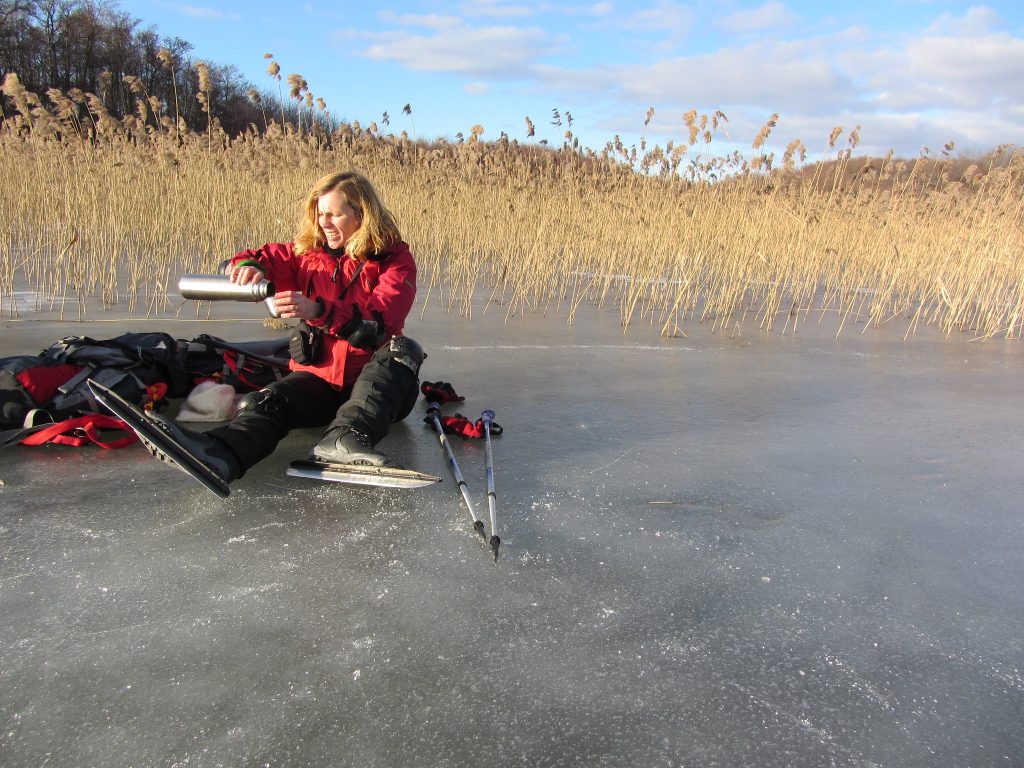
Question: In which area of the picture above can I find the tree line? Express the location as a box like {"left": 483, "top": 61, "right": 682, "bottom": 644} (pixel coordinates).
{"left": 0, "top": 0, "right": 306, "bottom": 136}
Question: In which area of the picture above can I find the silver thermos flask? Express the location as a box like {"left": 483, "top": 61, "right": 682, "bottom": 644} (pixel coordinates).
{"left": 178, "top": 274, "right": 280, "bottom": 316}
{"left": 178, "top": 274, "right": 275, "bottom": 301}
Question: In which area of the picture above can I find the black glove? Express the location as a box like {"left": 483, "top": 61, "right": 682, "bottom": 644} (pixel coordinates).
{"left": 338, "top": 305, "right": 384, "bottom": 350}
{"left": 289, "top": 322, "right": 321, "bottom": 364}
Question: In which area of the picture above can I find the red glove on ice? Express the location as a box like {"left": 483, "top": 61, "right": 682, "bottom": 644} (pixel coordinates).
{"left": 424, "top": 413, "right": 503, "bottom": 438}
{"left": 421, "top": 381, "right": 465, "bottom": 405}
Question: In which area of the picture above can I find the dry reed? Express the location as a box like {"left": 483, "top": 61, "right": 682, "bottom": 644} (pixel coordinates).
{"left": 1, "top": 72, "right": 1022, "bottom": 340}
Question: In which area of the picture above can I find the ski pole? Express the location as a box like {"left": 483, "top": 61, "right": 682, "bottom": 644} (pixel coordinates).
{"left": 427, "top": 403, "right": 487, "bottom": 544}
{"left": 480, "top": 409, "right": 500, "bottom": 562}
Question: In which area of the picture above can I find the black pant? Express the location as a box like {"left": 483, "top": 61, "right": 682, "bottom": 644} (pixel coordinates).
{"left": 208, "top": 343, "right": 419, "bottom": 478}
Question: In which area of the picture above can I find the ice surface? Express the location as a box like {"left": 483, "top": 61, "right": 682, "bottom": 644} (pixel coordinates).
{"left": 1, "top": 296, "right": 1022, "bottom": 767}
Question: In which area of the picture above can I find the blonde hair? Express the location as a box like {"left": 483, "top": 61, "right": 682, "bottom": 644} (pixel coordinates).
{"left": 293, "top": 170, "right": 401, "bottom": 259}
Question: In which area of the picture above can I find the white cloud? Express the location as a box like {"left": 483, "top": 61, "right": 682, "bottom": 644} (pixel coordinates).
{"left": 920, "top": 108, "right": 1024, "bottom": 151}
{"left": 923, "top": 5, "right": 1001, "bottom": 36}
{"left": 761, "top": 108, "right": 1018, "bottom": 157}
{"left": 544, "top": 1, "right": 620, "bottom": 17}
{"left": 635, "top": 53, "right": 833, "bottom": 111}
{"left": 378, "top": 13, "right": 465, "bottom": 31}
{"left": 458, "top": 0, "right": 535, "bottom": 19}
{"left": 838, "top": 32, "right": 1024, "bottom": 112}
{"left": 907, "top": 33, "right": 1024, "bottom": 89}
{"left": 352, "top": 1, "right": 1023, "bottom": 155}
{"left": 529, "top": 63, "right": 616, "bottom": 95}
{"left": 714, "top": 2, "right": 800, "bottom": 35}
{"left": 534, "top": 39, "right": 855, "bottom": 114}
{"left": 362, "top": 23, "right": 562, "bottom": 77}
{"left": 620, "top": 0, "right": 694, "bottom": 32}
{"left": 551, "top": 11, "right": 1022, "bottom": 149}
{"left": 602, "top": 0, "right": 694, "bottom": 50}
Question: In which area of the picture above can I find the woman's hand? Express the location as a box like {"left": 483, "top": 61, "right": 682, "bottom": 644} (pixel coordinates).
{"left": 229, "top": 264, "right": 265, "bottom": 285}
{"left": 270, "top": 290, "right": 323, "bottom": 321}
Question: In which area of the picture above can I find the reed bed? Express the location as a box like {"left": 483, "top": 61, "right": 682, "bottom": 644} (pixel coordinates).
{"left": 2, "top": 72, "right": 1022, "bottom": 340}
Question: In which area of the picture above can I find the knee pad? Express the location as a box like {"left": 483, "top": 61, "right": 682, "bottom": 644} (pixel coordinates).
{"left": 235, "top": 386, "right": 287, "bottom": 416}
{"left": 375, "top": 336, "right": 425, "bottom": 377}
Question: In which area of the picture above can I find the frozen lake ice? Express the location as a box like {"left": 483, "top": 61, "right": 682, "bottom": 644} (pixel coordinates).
{"left": 1, "top": 295, "right": 1022, "bottom": 767}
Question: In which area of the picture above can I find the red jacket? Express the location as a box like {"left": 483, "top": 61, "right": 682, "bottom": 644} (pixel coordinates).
{"left": 230, "top": 241, "right": 417, "bottom": 388}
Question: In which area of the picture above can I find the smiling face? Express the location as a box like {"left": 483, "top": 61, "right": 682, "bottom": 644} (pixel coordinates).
{"left": 317, "top": 188, "right": 361, "bottom": 250}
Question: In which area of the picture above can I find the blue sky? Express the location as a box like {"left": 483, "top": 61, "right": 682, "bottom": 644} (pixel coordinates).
{"left": 129, "top": 1, "right": 1024, "bottom": 158}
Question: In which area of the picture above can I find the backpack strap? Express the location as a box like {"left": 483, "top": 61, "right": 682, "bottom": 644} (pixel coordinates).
{"left": 56, "top": 365, "right": 95, "bottom": 395}
{"left": 0, "top": 410, "right": 56, "bottom": 448}
{"left": 3, "top": 414, "right": 138, "bottom": 449}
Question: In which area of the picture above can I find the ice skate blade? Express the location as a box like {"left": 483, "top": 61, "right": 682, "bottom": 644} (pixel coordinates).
{"left": 288, "top": 459, "right": 441, "bottom": 489}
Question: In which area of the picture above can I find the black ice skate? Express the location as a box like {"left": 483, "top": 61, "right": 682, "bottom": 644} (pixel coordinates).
{"left": 313, "top": 427, "right": 397, "bottom": 467}
{"left": 287, "top": 428, "right": 440, "bottom": 489}
{"left": 88, "top": 380, "right": 232, "bottom": 498}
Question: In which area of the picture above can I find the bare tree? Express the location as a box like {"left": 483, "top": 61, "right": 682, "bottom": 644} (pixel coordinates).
{"left": 0, "top": 0, "right": 296, "bottom": 136}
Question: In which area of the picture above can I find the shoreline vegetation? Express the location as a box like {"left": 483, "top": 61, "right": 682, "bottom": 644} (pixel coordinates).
{"left": 1, "top": 70, "right": 1022, "bottom": 341}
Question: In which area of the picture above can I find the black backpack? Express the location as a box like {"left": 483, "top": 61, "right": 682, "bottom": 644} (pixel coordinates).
{"left": 181, "top": 334, "right": 290, "bottom": 392}
{"left": 0, "top": 331, "right": 188, "bottom": 430}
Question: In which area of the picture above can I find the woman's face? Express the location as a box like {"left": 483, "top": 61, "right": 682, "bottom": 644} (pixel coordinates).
{"left": 317, "top": 188, "right": 361, "bottom": 250}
